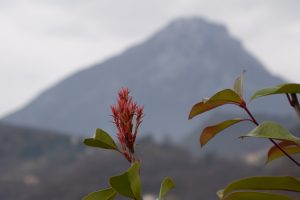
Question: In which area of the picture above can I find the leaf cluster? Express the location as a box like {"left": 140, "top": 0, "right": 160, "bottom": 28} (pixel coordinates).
{"left": 83, "top": 125, "right": 175, "bottom": 199}
{"left": 189, "top": 72, "right": 300, "bottom": 199}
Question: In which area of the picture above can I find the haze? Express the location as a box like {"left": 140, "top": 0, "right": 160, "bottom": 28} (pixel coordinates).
{"left": 1, "top": 0, "right": 300, "bottom": 117}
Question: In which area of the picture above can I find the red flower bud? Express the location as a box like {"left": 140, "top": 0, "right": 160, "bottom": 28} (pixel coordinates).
{"left": 111, "top": 88, "right": 144, "bottom": 163}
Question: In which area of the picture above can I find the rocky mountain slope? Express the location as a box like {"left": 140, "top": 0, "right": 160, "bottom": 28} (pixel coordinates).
{"left": 3, "top": 17, "right": 286, "bottom": 139}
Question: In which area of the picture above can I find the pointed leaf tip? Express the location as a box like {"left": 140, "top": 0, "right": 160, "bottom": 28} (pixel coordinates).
{"left": 83, "top": 188, "right": 117, "bottom": 200}
{"left": 110, "top": 162, "right": 142, "bottom": 200}
{"left": 200, "top": 119, "right": 246, "bottom": 147}
{"left": 159, "top": 177, "right": 175, "bottom": 200}
{"left": 250, "top": 83, "right": 300, "bottom": 102}
{"left": 84, "top": 128, "right": 119, "bottom": 151}
{"left": 233, "top": 70, "right": 246, "bottom": 98}
{"left": 241, "top": 121, "right": 300, "bottom": 144}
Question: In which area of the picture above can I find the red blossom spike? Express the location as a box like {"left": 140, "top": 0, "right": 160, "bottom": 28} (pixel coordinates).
{"left": 111, "top": 88, "right": 144, "bottom": 163}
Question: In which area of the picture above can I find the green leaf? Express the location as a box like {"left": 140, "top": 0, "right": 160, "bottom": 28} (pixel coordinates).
{"left": 200, "top": 119, "right": 246, "bottom": 147}
{"left": 222, "top": 191, "right": 291, "bottom": 200}
{"left": 110, "top": 162, "right": 142, "bottom": 200}
{"left": 241, "top": 121, "right": 300, "bottom": 144}
{"left": 250, "top": 83, "right": 300, "bottom": 101}
{"left": 84, "top": 128, "right": 119, "bottom": 151}
{"left": 233, "top": 70, "right": 245, "bottom": 98}
{"left": 267, "top": 141, "right": 300, "bottom": 164}
{"left": 83, "top": 188, "right": 117, "bottom": 200}
{"left": 189, "top": 89, "right": 243, "bottom": 119}
{"left": 218, "top": 176, "right": 300, "bottom": 199}
{"left": 159, "top": 177, "right": 175, "bottom": 200}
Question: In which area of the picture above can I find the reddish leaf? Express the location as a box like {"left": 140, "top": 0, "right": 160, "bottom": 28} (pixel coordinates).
{"left": 200, "top": 119, "right": 246, "bottom": 147}
{"left": 189, "top": 89, "right": 243, "bottom": 119}
{"left": 267, "top": 141, "right": 300, "bottom": 164}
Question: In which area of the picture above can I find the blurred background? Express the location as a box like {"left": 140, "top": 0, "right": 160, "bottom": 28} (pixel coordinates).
{"left": 1, "top": 0, "right": 300, "bottom": 199}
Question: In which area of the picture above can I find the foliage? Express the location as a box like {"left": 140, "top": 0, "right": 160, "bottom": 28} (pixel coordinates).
{"left": 217, "top": 176, "right": 300, "bottom": 200}
{"left": 83, "top": 72, "right": 300, "bottom": 200}
{"left": 83, "top": 88, "right": 175, "bottom": 200}
{"left": 189, "top": 72, "right": 300, "bottom": 199}
{"left": 84, "top": 128, "right": 119, "bottom": 151}
{"left": 159, "top": 177, "right": 176, "bottom": 200}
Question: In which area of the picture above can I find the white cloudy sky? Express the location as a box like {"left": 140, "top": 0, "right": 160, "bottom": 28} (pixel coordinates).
{"left": 1, "top": 0, "right": 300, "bottom": 117}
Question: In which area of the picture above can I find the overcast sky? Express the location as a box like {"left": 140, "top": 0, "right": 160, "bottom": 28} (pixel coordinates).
{"left": 1, "top": 0, "right": 300, "bottom": 117}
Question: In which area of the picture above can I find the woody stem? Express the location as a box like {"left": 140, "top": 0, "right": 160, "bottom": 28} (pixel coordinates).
{"left": 242, "top": 105, "right": 300, "bottom": 168}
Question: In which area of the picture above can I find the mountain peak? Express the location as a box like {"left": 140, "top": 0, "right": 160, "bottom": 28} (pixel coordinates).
{"left": 3, "top": 17, "right": 285, "bottom": 139}
{"left": 167, "top": 17, "right": 227, "bottom": 33}
{"left": 149, "top": 17, "right": 229, "bottom": 44}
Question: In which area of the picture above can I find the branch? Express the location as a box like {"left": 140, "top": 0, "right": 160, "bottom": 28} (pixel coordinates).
{"left": 289, "top": 94, "right": 300, "bottom": 124}
{"left": 242, "top": 105, "right": 300, "bottom": 168}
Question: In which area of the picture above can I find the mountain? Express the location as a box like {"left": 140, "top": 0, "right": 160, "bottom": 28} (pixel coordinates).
{"left": 1, "top": 122, "right": 298, "bottom": 200}
{"left": 3, "top": 17, "right": 287, "bottom": 139}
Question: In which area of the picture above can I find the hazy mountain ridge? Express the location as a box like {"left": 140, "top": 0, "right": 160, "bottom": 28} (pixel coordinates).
{"left": 1, "top": 122, "right": 298, "bottom": 200}
{"left": 3, "top": 17, "right": 287, "bottom": 139}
